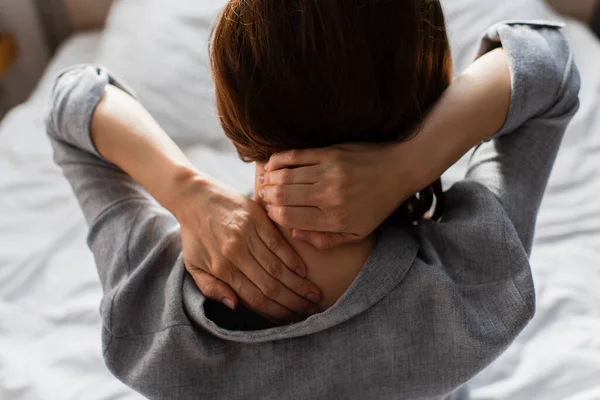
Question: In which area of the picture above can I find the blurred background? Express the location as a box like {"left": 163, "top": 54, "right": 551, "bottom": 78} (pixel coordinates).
{"left": 0, "top": 0, "right": 112, "bottom": 117}
{"left": 1, "top": 0, "right": 600, "bottom": 399}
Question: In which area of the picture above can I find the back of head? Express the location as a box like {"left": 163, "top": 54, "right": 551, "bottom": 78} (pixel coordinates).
{"left": 211, "top": 0, "right": 452, "bottom": 223}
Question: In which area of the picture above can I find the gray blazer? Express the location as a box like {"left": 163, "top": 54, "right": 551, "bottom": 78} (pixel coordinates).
{"left": 46, "top": 21, "right": 580, "bottom": 400}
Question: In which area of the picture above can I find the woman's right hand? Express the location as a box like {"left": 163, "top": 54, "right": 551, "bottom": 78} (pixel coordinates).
{"left": 171, "top": 173, "right": 322, "bottom": 323}
{"left": 260, "top": 49, "right": 511, "bottom": 250}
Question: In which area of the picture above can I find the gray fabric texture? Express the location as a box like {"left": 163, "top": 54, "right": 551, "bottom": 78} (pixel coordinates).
{"left": 45, "top": 22, "right": 580, "bottom": 400}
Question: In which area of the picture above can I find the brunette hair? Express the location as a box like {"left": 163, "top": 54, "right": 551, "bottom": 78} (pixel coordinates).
{"left": 211, "top": 0, "right": 452, "bottom": 224}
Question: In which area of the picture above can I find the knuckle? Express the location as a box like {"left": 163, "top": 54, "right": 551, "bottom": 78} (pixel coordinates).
{"left": 211, "top": 262, "right": 231, "bottom": 281}
{"left": 288, "top": 149, "right": 302, "bottom": 162}
{"left": 183, "top": 258, "right": 199, "bottom": 272}
{"left": 221, "top": 242, "right": 237, "bottom": 260}
{"left": 232, "top": 216, "right": 251, "bottom": 234}
{"left": 200, "top": 282, "right": 220, "bottom": 299}
{"left": 264, "top": 235, "right": 280, "bottom": 252}
{"left": 330, "top": 210, "right": 349, "bottom": 231}
{"left": 228, "top": 209, "right": 249, "bottom": 224}
{"left": 315, "top": 241, "right": 328, "bottom": 251}
{"left": 265, "top": 261, "right": 283, "bottom": 279}
{"left": 249, "top": 293, "right": 268, "bottom": 309}
{"left": 332, "top": 164, "right": 347, "bottom": 180}
{"left": 329, "top": 189, "right": 345, "bottom": 207}
{"left": 262, "top": 280, "right": 280, "bottom": 299}
{"left": 277, "top": 207, "right": 292, "bottom": 226}
{"left": 269, "top": 153, "right": 282, "bottom": 164}
{"left": 280, "top": 169, "right": 293, "bottom": 184}
{"left": 273, "top": 187, "right": 286, "bottom": 204}
{"left": 314, "top": 236, "right": 332, "bottom": 251}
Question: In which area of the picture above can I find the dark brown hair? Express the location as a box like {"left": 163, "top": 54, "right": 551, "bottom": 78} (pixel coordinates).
{"left": 211, "top": 0, "right": 452, "bottom": 224}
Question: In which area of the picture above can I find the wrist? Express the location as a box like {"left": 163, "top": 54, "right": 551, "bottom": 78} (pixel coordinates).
{"left": 401, "top": 48, "right": 511, "bottom": 192}
{"left": 162, "top": 164, "right": 211, "bottom": 219}
{"left": 388, "top": 139, "right": 428, "bottom": 201}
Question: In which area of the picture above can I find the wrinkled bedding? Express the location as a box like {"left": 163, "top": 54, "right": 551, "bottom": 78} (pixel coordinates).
{"left": 1, "top": 0, "right": 599, "bottom": 399}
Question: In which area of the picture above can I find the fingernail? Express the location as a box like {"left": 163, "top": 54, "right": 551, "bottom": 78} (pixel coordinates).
{"left": 295, "top": 267, "right": 307, "bottom": 278}
{"left": 258, "top": 174, "right": 265, "bottom": 184}
{"left": 306, "top": 306, "right": 319, "bottom": 315}
{"left": 265, "top": 204, "right": 271, "bottom": 212}
{"left": 306, "top": 292, "right": 320, "bottom": 303}
{"left": 259, "top": 188, "right": 265, "bottom": 198}
{"left": 264, "top": 163, "right": 271, "bottom": 171}
{"left": 222, "top": 298, "right": 235, "bottom": 310}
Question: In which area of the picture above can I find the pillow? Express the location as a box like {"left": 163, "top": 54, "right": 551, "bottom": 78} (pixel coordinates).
{"left": 96, "top": 0, "right": 230, "bottom": 150}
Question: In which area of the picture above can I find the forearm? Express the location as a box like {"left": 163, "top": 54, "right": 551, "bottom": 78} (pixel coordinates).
{"left": 403, "top": 48, "right": 511, "bottom": 192}
{"left": 259, "top": 50, "right": 510, "bottom": 239}
{"left": 91, "top": 84, "right": 206, "bottom": 213}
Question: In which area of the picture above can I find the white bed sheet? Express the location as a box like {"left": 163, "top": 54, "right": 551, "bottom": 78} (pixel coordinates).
{"left": 1, "top": 2, "right": 600, "bottom": 400}
{"left": 0, "top": 32, "right": 143, "bottom": 400}
{"left": 469, "top": 21, "right": 600, "bottom": 400}
{"left": 441, "top": 2, "right": 600, "bottom": 398}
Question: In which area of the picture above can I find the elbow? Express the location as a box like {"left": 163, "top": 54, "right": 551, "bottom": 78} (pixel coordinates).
{"left": 514, "top": 267, "right": 536, "bottom": 327}
{"left": 549, "top": 36, "right": 582, "bottom": 119}
{"left": 558, "top": 56, "right": 581, "bottom": 116}
{"left": 46, "top": 65, "right": 109, "bottom": 139}
{"left": 522, "top": 284, "right": 536, "bottom": 324}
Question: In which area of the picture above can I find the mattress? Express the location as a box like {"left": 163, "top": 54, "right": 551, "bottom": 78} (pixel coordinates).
{"left": 441, "top": 3, "right": 600, "bottom": 398}
{"left": 0, "top": 31, "right": 143, "bottom": 400}
{"left": 1, "top": 1, "right": 600, "bottom": 399}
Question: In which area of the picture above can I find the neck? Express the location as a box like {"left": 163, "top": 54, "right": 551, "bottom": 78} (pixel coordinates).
{"left": 253, "top": 163, "right": 376, "bottom": 310}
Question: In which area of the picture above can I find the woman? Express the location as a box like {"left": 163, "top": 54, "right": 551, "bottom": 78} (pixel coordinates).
{"left": 46, "top": 0, "right": 579, "bottom": 398}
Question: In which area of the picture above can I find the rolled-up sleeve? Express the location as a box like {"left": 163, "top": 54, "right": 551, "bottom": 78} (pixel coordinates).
{"left": 46, "top": 65, "right": 154, "bottom": 227}
{"left": 466, "top": 21, "right": 581, "bottom": 255}
{"left": 46, "top": 66, "right": 187, "bottom": 337}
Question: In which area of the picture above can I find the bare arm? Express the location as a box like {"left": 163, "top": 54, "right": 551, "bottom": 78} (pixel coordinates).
{"left": 92, "top": 83, "right": 323, "bottom": 320}
{"left": 261, "top": 23, "right": 579, "bottom": 254}
{"left": 260, "top": 48, "right": 511, "bottom": 248}
{"left": 48, "top": 66, "right": 321, "bottom": 323}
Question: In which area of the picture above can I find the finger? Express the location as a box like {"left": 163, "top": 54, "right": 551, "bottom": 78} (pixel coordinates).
{"left": 237, "top": 249, "right": 319, "bottom": 316}
{"left": 249, "top": 232, "right": 321, "bottom": 304}
{"left": 266, "top": 149, "right": 321, "bottom": 171}
{"left": 186, "top": 263, "right": 238, "bottom": 309}
{"left": 266, "top": 205, "right": 327, "bottom": 231}
{"left": 222, "top": 261, "right": 300, "bottom": 322}
{"left": 262, "top": 165, "right": 321, "bottom": 185}
{"left": 239, "top": 299, "right": 304, "bottom": 324}
{"left": 234, "top": 255, "right": 306, "bottom": 321}
{"left": 255, "top": 213, "right": 308, "bottom": 276}
{"left": 293, "top": 230, "right": 362, "bottom": 250}
{"left": 260, "top": 184, "right": 322, "bottom": 207}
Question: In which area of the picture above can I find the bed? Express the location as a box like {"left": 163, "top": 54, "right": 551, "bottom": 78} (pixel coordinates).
{"left": 1, "top": 0, "right": 599, "bottom": 399}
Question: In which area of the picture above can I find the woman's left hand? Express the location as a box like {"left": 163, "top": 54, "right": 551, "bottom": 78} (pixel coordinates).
{"left": 259, "top": 142, "right": 423, "bottom": 249}
{"left": 172, "top": 176, "right": 323, "bottom": 322}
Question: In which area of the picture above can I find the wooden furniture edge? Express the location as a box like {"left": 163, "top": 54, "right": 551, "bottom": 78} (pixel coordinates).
{"left": 0, "top": 34, "right": 18, "bottom": 81}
